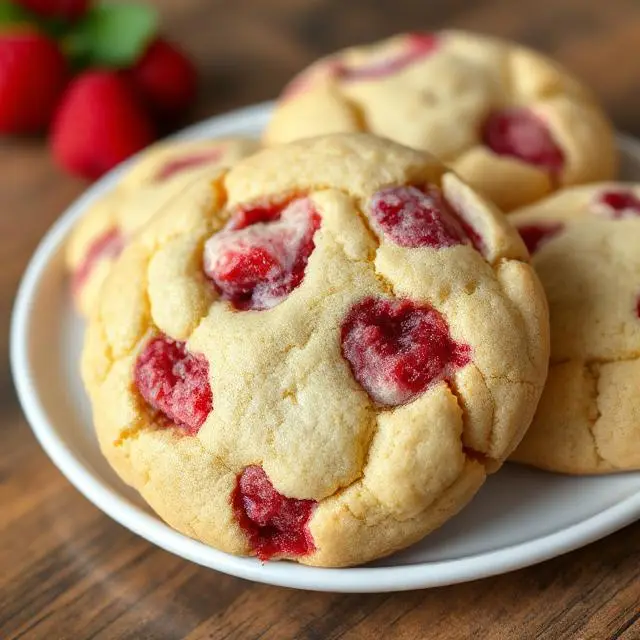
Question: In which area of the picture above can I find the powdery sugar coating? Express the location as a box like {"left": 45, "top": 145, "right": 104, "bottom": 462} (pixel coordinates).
{"left": 341, "top": 297, "right": 471, "bottom": 406}
{"left": 203, "top": 198, "right": 321, "bottom": 310}
{"left": 72, "top": 227, "right": 124, "bottom": 294}
{"left": 482, "top": 108, "right": 564, "bottom": 174}
{"left": 517, "top": 222, "right": 564, "bottom": 254}
{"left": 368, "top": 185, "right": 471, "bottom": 249}
{"left": 134, "top": 335, "right": 212, "bottom": 434}
{"left": 231, "top": 466, "right": 316, "bottom": 561}
{"left": 153, "top": 148, "right": 223, "bottom": 182}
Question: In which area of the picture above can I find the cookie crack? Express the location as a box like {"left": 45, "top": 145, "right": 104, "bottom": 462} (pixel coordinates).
{"left": 585, "top": 362, "right": 618, "bottom": 471}
{"left": 447, "top": 374, "right": 497, "bottom": 471}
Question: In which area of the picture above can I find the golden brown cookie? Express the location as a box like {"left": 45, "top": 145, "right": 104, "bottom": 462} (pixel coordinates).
{"left": 264, "top": 31, "right": 616, "bottom": 212}
{"left": 82, "top": 133, "right": 549, "bottom": 566}
{"left": 66, "top": 137, "right": 259, "bottom": 315}
{"left": 510, "top": 183, "right": 640, "bottom": 473}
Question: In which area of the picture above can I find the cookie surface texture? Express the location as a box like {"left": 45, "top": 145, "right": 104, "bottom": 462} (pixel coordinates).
{"left": 264, "top": 31, "right": 616, "bottom": 212}
{"left": 82, "top": 133, "right": 549, "bottom": 566}
{"left": 511, "top": 183, "right": 640, "bottom": 473}
{"left": 66, "top": 137, "right": 259, "bottom": 315}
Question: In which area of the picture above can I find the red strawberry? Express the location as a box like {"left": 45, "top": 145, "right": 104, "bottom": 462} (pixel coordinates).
{"left": 51, "top": 71, "right": 155, "bottom": 180}
{"left": 15, "top": 0, "right": 90, "bottom": 21}
{"left": 0, "top": 29, "right": 67, "bottom": 134}
{"left": 127, "top": 38, "right": 197, "bottom": 122}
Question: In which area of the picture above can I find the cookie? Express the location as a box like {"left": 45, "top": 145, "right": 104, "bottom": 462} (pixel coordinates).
{"left": 66, "top": 137, "right": 259, "bottom": 315}
{"left": 510, "top": 184, "right": 640, "bottom": 473}
{"left": 264, "top": 31, "right": 616, "bottom": 212}
{"left": 82, "top": 133, "right": 549, "bottom": 567}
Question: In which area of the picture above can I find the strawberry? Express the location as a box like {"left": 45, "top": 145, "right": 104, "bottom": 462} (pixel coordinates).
{"left": 0, "top": 29, "right": 67, "bottom": 134}
{"left": 127, "top": 37, "right": 197, "bottom": 122}
{"left": 15, "top": 0, "right": 90, "bottom": 22}
{"left": 51, "top": 71, "right": 155, "bottom": 180}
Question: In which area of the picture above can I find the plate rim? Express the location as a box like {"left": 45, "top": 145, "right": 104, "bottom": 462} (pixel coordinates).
{"left": 10, "top": 101, "right": 640, "bottom": 593}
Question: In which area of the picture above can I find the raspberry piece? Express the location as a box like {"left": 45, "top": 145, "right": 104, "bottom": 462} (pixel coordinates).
{"left": 282, "top": 33, "right": 438, "bottom": 99}
{"left": 134, "top": 335, "right": 212, "bottom": 434}
{"left": 340, "top": 32, "right": 439, "bottom": 81}
{"left": 204, "top": 198, "right": 321, "bottom": 310}
{"left": 368, "top": 185, "right": 471, "bottom": 249}
{"left": 154, "top": 148, "right": 223, "bottom": 182}
{"left": 341, "top": 297, "right": 471, "bottom": 406}
{"left": 72, "top": 228, "right": 124, "bottom": 294}
{"left": 482, "top": 108, "right": 564, "bottom": 173}
{"left": 596, "top": 189, "right": 640, "bottom": 218}
{"left": 232, "top": 466, "right": 316, "bottom": 561}
{"left": 517, "top": 223, "right": 564, "bottom": 254}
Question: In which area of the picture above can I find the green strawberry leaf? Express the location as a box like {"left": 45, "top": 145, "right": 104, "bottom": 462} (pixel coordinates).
{"left": 65, "top": 2, "right": 159, "bottom": 69}
{"left": 0, "top": 0, "right": 31, "bottom": 27}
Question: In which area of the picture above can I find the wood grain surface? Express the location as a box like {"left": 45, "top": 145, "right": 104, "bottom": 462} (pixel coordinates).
{"left": 2, "top": 1, "right": 640, "bottom": 638}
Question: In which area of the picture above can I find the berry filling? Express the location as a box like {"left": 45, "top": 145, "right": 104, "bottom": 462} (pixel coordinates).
{"left": 282, "top": 32, "right": 438, "bottom": 98}
{"left": 232, "top": 465, "right": 316, "bottom": 561}
{"left": 341, "top": 297, "right": 471, "bottom": 406}
{"left": 154, "top": 148, "right": 223, "bottom": 182}
{"left": 72, "top": 228, "right": 124, "bottom": 294}
{"left": 134, "top": 335, "right": 212, "bottom": 434}
{"left": 339, "top": 32, "right": 439, "bottom": 81}
{"left": 595, "top": 189, "right": 640, "bottom": 219}
{"left": 517, "top": 222, "right": 564, "bottom": 254}
{"left": 482, "top": 108, "right": 564, "bottom": 173}
{"left": 368, "top": 185, "right": 474, "bottom": 249}
{"left": 636, "top": 295, "right": 640, "bottom": 319}
{"left": 203, "top": 198, "right": 321, "bottom": 310}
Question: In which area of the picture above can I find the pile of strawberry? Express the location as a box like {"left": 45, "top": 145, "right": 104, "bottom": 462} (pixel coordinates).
{"left": 0, "top": 0, "right": 197, "bottom": 179}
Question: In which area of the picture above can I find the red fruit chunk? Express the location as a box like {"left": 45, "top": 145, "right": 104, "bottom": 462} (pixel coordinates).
{"left": 128, "top": 38, "right": 197, "bottom": 122}
{"left": 0, "top": 30, "right": 67, "bottom": 134}
{"left": 482, "top": 108, "right": 564, "bottom": 173}
{"left": 517, "top": 222, "right": 564, "bottom": 254}
{"left": 204, "top": 198, "right": 321, "bottom": 310}
{"left": 596, "top": 189, "right": 640, "bottom": 218}
{"left": 341, "top": 297, "right": 471, "bottom": 406}
{"left": 636, "top": 295, "right": 640, "bottom": 319}
{"left": 134, "top": 335, "right": 212, "bottom": 434}
{"left": 232, "top": 466, "right": 316, "bottom": 561}
{"left": 339, "top": 32, "right": 439, "bottom": 81}
{"left": 368, "top": 185, "right": 471, "bottom": 249}
{"left": 16, "top": 0, "right": 89, "bottom": 21}
{"left": 154, "top": 148, "right": 222, "bottom": 182}
{"left": 51, "top": 71, "right": 155, "bottom": 180}
{"left": 282, "top": 32, "right": 438, "bottom": 99}
{"left": 72, "top": 228, "right": 124, "bottom": 294}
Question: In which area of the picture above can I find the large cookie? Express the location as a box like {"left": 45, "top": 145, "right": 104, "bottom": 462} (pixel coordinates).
{"left": 82, "top": 134, "right": 549, "bottom": 567}
{"left": 66, "top": 137, "right": 258, "bottom": 315}
{"left": 264, "top": 31, "right": 616, "bottom": 212}
{"left": 510, "top": 184, "right": 640, "bottom": 473}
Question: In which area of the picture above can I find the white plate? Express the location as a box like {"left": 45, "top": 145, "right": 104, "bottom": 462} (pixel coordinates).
{"left": 11, "top": 101, "right": 640, "bottom": 593}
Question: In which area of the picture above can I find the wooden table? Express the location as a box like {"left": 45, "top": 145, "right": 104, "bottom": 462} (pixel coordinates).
{"left": 2, "top": 1, "right": 640, "bottom": 638}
